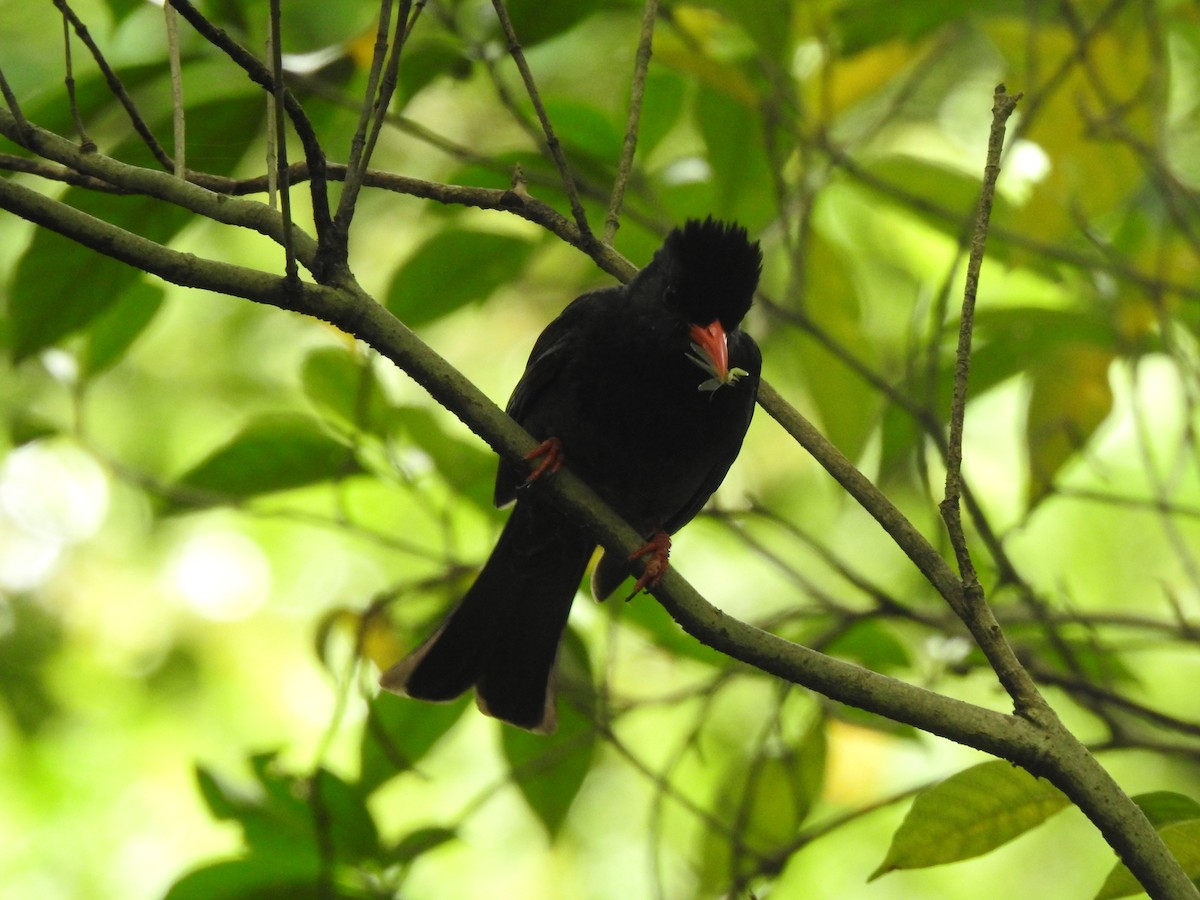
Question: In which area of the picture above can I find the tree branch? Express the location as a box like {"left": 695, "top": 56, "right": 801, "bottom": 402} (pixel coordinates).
{"left": 0, "top": 167, "right": 1029, "bottom": 760}
{"left": 165, "top": 0, "right": 333, "bottom": 253}
{"left": 3, "top": 163, "right": 1194, "bottom": 896}
{"left": 0, "top": 107, "right": 318, "bottom": 272}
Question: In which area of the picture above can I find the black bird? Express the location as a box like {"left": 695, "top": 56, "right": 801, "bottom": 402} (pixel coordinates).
{"left": 381, "top": 218, "right": 762, "bottom": 732}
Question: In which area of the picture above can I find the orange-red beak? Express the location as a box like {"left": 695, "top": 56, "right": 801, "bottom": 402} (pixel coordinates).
{"left": 688, "top": 319, "right": 729, "bottom": 382}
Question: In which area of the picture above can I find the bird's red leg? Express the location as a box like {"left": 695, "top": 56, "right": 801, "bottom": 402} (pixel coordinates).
{"left": 523, "top": 437, "right": 564, "bottom": 485}
{"left": 627, "top": 531, "right": 671, "bottom": 598}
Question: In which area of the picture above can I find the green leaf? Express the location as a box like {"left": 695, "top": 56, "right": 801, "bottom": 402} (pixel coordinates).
{"left": 172, "top": 413, "right": 357, "bottom": 507}
{"left": 8, "top": 94, "right": 263, "bottom": 362}
{"left": 973, "top": 307, "right": 1115, "bottom": 368}
{"left": 700, "top": 715, "right": 825, "bottom": 890}
{"left": 862, "top": 156, "right": 1017, "bottom": 245}
{"left": 388, "top": 826, "right": 458, "bottom": 864}
{"left": 301, "top": 346, "right": 393, "bottom": 437}
{"left": 637, "top": 70, "right": 687, "bottom": 160}
{"left": 709, "top": 0, "right": 794, "bottom": 64}
{"left": 195, "top": 761, "right": 316, "bottom": 861}
{"left": 1095, "top": 818, "right": 1200, "bottom": 900}
{"left": 1030, "top": 634, "right": 1137, "bottom": 686}
{"left": 400, "top": 40, "right": 472, "bottom": 103}
{"left": 823, "top": 619, "right": 912, "bottom": 673}
{"left": 196, "top": 765, "right": 254, "bottom": 822}
{"left": 695, "top": 85, "right": 775, "bottom": 231}
{"left": 393, "top": 407, "right": 497, "bottom": 512}
{"left": 81, "top": 281, "right": 165, "bottom": 377}
{"left": 872, "top": 760, "right": 1070, "bottom": 879}
{"left": 501, "top": 629, "right": 596, "bottom": 836}
{"left": 359, "top": 692, "right": 469, "bottom": 794}
{"left": 385, "top": 229, "right": 536, "bottom": 327}
{"left": 834, "top": 0, "right": 1012, "bottom": 55}
{"left": 620, "top": 590, "right": 727, "bottom": 667}
{"left": 0, "top": 595, "right": 64, "bottom": 736}
{"left": 788, "top": 233, "right": 878, "bottom": 462}
{"left": 1134, "top": 792, "right": 1200, "bottom": 829}
{"left": 97, "top": 0, "right": 148, "bottom": 25}
{"left": 163, "top": 855, "right": 322, "bottom": 900}
{"left": 302, "top": 346, "right": 369, "bottom": 431}
{"left": 544, "top": 100, "right": 623, "bottom": 165}
{"left": 500, "top": 0, "right": 610, "bottom": 47}
{"left": 9, "top": 196, "right": 187, "bottom": 364}
{"left": 216, "top": 0, "right": 378, "bottom": 54}
{"left": 310, "top": 767, "right": 382, "bottom": 862}
{"left": 224, "top": 753, "right": 380, "bottom": 864}
{"left": 1025, "top": 343, "right": 1115, "bottom": 507}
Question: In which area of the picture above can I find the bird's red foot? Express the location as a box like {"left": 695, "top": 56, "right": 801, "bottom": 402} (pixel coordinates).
{"left": 627, "top": 532, "right": 671, "bottom": 598}
{"left": 523, "top": 437, "right": 564, "bottom": 486}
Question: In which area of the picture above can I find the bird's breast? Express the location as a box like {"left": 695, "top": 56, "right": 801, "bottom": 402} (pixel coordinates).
{"left": 544, "top": 344, "right": 753, "bottom": 531}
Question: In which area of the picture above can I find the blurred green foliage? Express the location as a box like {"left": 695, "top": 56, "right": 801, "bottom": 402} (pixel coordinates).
{"left": 2, "top": 0, "right": 1200, "bottom": 898}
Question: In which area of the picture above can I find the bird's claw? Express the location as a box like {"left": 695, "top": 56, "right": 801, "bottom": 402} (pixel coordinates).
{"left": 625, "top": 532, "right": 671, "bottom": 599}
{"left": 522, "top": 437, "right": 564, "bottom": 487}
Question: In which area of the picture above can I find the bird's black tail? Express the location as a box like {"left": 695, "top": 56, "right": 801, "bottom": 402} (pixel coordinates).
{"left": 380, "top": 498, "right": 593, "bottom": 733}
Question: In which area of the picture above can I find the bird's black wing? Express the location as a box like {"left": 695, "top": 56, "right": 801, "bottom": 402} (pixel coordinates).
{"left": 493, "top": 287, "right": 618, "bottom": 507}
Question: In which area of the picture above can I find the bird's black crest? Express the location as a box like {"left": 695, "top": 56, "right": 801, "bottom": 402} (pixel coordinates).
{"left": 660, "top": 217, "right": 762, "bottom": 330}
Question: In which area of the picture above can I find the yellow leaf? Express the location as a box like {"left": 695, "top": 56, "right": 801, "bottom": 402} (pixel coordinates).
{"left": 654, "top": 7, "right": 760, "bottom": 106}
{"left": 826, "top": 41, "right": 915, "bottom": 115}
{"left": 1026, "top": 344, "right": 1115, "bottom": 508}
{"left": 346, "top": 23, "right": 381, "bottom": 69}
{"left": 315, "top": 605, "right": 406, "bottom": 672}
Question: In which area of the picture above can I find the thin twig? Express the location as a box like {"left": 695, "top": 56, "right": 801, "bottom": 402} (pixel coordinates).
{"left": 604, "top": 0, "right": 658, "bottom": 243}
{"left": 53, "top": 0, "right": 168, "bottom": 166}
{"left": 294, "top": 68, "right": 666, "bottom": 235}
{"left": 59, "top": 6, "right": 93, "bottom": 151}
{"left": 330, "top": 0, "right": 423, "bottom": 258}
{"left": 0, "top": 65, "right": 31, "bottom": 139}
{"left": 164, "top": 0, "right": 186, "bottom": 178}
{"left": 0, "top": 107, "right": 319, "bottom": 270}
{"left": 264, "top": 26, "right": 277, "bottom": 209}
{"left": 928, "top": 86, "right": 1048, "bottom": 714}
{"left": 267, "top": 0, "right": 297, "bottom": 281}
{"left": 332, "top": 0, "right": 399, "bottom": 255}
{"left": 357, "top": 1, "right": 421, "bottom": 188}
{"left": 166, "top": 0, "right": 333, "bottom": 254}
{"left": 489, "top": 0, "right": 593, "bottom": 240}
{"left": 939, "top": 84, "right": 1021, "bottom": 578}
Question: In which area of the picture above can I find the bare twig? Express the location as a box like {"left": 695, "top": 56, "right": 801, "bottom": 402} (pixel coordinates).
{"left": 53, "top": 0, "right": 168, "bottom": 166}
{"left": 0, "top": 108, "right": 319, "bottom": 269}
{"left": 336, "top": 0, "right": 397, "bottom": 235}
{"left": 356, "top": 1, "right": 423, "bottom": 188}
{"left": 166, "top": 0, "right": 333, "bottom": 255}
{"left": 164, "top": 0, "right": 185, "bottom": 178}
{"left": 939, "top": 85, "right": 1021, "bottom": 577}
{"left": 267, "top": 0, "right": 297, "bottom": 281}
{"left": 58, "top": 5, "right": 93, "bottom": 151}
{"left": 264, "top": 26, "right": 277, "bottom": 209}
{"left": 0, "top": 65, "right": 31, "bottom": 139}
{"left": 490, "top": 0, "right": 593, "bottom": 241}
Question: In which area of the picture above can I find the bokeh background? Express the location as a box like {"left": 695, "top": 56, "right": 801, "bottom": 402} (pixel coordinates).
{"left": 2, "top": 0, "right": 1200, "bottom": 897}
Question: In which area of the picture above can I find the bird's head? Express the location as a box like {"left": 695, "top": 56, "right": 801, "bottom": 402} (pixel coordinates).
{"left": 641, "top": 217, "right": 762, "bottom": 391}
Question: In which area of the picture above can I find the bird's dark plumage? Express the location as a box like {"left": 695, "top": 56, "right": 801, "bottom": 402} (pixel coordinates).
{"left": 381, "top": 218, "right": 762, "bottom": 732}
